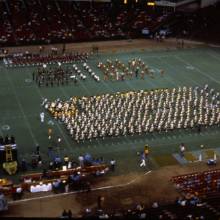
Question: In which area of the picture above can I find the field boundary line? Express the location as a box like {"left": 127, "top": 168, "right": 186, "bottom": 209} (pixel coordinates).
{"left": 8, "top": 171, "right": 152, "bottom": 204}
{"left": 175, "top": 55, "right": 220, "bottom": 85}
{"left": 4, "top": 70, "right": 37, "bottom": 144}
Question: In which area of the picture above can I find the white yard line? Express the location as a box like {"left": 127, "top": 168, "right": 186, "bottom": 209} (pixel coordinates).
{"left": 175, "top": 55, "right": 220, "bottom": 85}
{"left": 207, "top": 51, "right": 220, "bottom": 62}
{"left": 0, "top": 113, "right": 39, "bottom": 120}
{"left": 0, "top": 123, "right": 4, "bottom": 136}
{"left": 36, "top": 86, "right": 72, "bottom": 149}
{"left": 148, "top": 58, "right": 176, "bottom": 87}
{"left": 4, "top": 70, "right": 37, "bottom": 144}
{"left": 8, "top": 170, "right": 152, "bottom": 204}
{"left": 158, "top": 56, "right": 199, "bottom": 86}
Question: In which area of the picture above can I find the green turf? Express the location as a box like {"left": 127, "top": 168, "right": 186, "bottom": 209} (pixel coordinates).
{"left": 184, "top": 152, "right": 198, "bottom": 162}
{"left": 0, "top": 46, "right": 220, "bottom": 182}
{"left": 153, "top": 154, "right": 179, "bottom": 167}
{"left": 204, "top": 149, "right": 216, "bottom": 159}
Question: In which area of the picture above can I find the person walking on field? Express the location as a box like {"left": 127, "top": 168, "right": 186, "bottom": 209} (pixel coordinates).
{"left": 140, "top": 152, "right": 146, "bottom": 167}
{"left": 40, "top": 112, "right": 45, "bottom": 123}
{"left": 48, "top": 128, "right": 52, "bottom": 140}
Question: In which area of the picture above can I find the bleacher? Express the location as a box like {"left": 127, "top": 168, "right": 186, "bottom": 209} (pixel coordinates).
{"left": 171, "top": 169, "right": 220, "bottom": 196}
{"left": 0, "top": 0, "right": 166, "bottom": 47}
{"left": 83, "top": 198, "right": 220, "bottom": 219}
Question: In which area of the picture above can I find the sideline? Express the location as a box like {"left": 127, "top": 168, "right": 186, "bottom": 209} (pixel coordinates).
{"left": 8, "top": 171, "right": 152, "bottom": 205}
{"left": 208, "top": 44, "right": 220, "bottom": 48}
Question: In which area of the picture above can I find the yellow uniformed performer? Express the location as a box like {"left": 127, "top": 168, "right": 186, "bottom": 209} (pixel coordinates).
{"left": 144, "top": 145, "right": 150, "bottom": 157}
{"left": 48, "top": 127, "right": 53, "bottom": 140}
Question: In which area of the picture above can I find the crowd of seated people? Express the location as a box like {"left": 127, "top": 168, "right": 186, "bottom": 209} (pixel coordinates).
{"left": 0, "top": 2, "right": 14, "bottom": 45}
{"left": 171, "top": 169, "right": 220, "bottom": 196}
{"left": 81, "top": 195, "right": 220, "bottom": 219}
{"left": 0, "top": 0, "right": 167, "bottom": 47}
{"left": 13, "top": 153, "right": 108, "bottom": 196}
{"left": 2, "top": 1, "right": 220, "bottom": 47}
{"left": 168, "top": 2, "right": 220, "bottom": 43}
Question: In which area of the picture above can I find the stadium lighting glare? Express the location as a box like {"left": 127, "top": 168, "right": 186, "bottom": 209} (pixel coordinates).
{"left": 147, "top": 2, "right": 155, "bottom": 6}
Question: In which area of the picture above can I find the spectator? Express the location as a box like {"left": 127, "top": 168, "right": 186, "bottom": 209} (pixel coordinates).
{"left": 152, "top": 202, "right": 159, "bottom": 208}
{"left": 67, "top": 210, "right": 72, "bottom": 218}
{"left": 61, "top": 209, "right": 68, "bottom": 218}
{"left": 140, "top": 152, "right": 146, "bottom": 167}
{"left": 11, "top": 135, "right": 15, "bottom": 144}
{"left": 36, "top": 144, "right": 40, "bottom": 155}
{"left": 4, "top": 135, "right": 9, "bottom": 145}
{"left": 0, "top": 136, "right": 3, "bottom": 145}
{"left": 179, "top": 143, "right": 185, "bottom": 157}
{"left": 110, "top": 159, "right": 116, "bottom": 171}
{"left": 78, "top": 155, "right": 84, "bottom": 167}
{"left": 21, "top": 158, "right": 27, "bottom": 171}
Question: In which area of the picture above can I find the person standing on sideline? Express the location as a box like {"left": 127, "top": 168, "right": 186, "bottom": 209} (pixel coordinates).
{"left": 36, "top": 144, "right": 40, "bottom": 155}
{"left": 179, "top": 143, "right": 185, "bottom": 157}
{"left": 144, "top": 145, "right": 150, "bottom": 163}
{"left": 48, "top": 128, "right": 52, "bottom": 140}
{"left": 78, "top": 155, "right": 84, "bottom": 167}
{"left": 110, "top": 159, "right": 116, "bottom": 171}
{"left": 40, "top": 112, "right": 45, "bottom": 123}
{"left": 140, "top": 152, "right": 146, "bottom": 167}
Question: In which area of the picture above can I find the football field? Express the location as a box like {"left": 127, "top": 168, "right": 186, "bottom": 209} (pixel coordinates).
{"left": 1, "top": 46, "right": 220, "bottom": 181}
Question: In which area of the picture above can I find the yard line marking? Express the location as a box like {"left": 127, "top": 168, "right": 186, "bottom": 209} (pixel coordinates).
{"left": 0, "top": 123, "right": 4, "bottom": 136}
{"left": 4, "top": 70, "right": 37, "bottom": 144}
{"left": 8, "top": 170, "right": 152, "bottom": 204}
{"left": 158, "top": 56, "right": 199, "bottom": 86}
{"left": 206, "top": 51, "right": 220, "bottom": 62}
{"left": 21, "top": 67, "right": 73, "bottom": 150}
{"left": 0, "top": 113, "right": 39, "bottom": 120}
{"left": 35, "top": 86, "right": 72, "bottom": 149}
{"left": 88, "top": 128, "right": 220, "bottom": 155}
{"left": 148, "top": 58, "right": 176, "bottom": 87}
{"left": 175, "top": 55, "right": 220, "bottom": 85}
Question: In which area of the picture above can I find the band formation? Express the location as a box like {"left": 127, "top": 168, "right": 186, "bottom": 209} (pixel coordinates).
{"left": 44, "top": 85, "right": 220, "bottom": 143}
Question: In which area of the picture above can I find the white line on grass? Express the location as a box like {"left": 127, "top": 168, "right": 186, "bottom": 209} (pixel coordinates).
{"left": 0, "top": 113, "right": 39, "bottom": 120}
{"left": 8, "top": 170, "right": 152, "bottom": 204}
{"left": 34, "top": 86, "right": 73, "bottom": 149}
{"left": 21, "top": 64, "right": 73, "bottom": 150}
{"left": 4, "top": 70, "right": 37, "bottom": 144}
{"left": 207, "top": 51, "right": 220, "bottom": 62}
{"left": 158, "top": 56, "right": 199, "bottom": 86}
{"left": 0, "top": 123, "right": 4, "bottom": 136}
{"left": 175, "top": 55, "right": 220, "bottom": 85}
{"left": 147, "top": 59, "right": 176, "bottom": 87}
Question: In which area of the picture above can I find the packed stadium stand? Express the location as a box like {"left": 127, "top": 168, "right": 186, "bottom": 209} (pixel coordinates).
{"left": 1, "top": 0, "right": 220, "bottom": 219}
{"left": 0, "top": 0, "right": 170, "bottom": 46}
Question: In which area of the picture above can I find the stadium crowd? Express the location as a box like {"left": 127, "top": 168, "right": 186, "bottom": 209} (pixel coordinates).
{"left": 0, "top": 0, "right": 167, "bottom": 46}
{"left": 44, "top": 85, "right": 220, "bottom": 142}
{"left": 80, "top": 196, "right": 220, "bottom": 219}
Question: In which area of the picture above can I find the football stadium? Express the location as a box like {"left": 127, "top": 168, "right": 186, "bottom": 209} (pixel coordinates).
{"left": 0, "top": 0, "right": 220, "bottom": 219}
